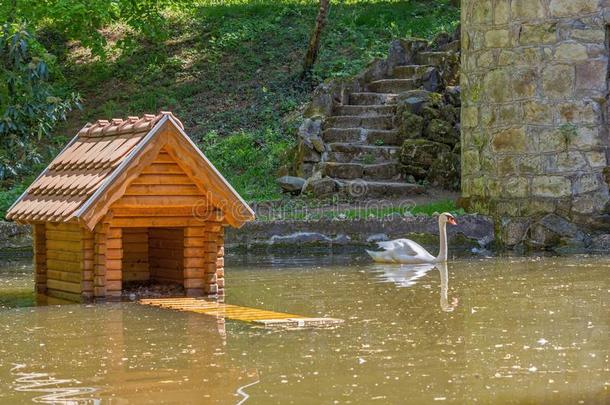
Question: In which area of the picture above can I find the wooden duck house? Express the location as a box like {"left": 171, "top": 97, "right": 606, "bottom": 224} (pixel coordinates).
{"left": 6, "top": 112, "right": 255, "bottom": 302}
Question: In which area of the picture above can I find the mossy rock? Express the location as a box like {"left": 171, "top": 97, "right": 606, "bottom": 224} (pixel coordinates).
{"left": 424, "top": 118, "right": 457, "bottom": 146}
{"left": 429, "top": 152, "right": 461, "bottom": 190}
{"left": 397, "top": 111, "right": 424, "bottom": 141}
{"left": 400, "top": 139, "right": 451, "bottom": 168}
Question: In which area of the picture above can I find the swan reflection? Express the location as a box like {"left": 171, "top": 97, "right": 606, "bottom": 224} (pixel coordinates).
{"left": 374, "top": 262, "right": 458, "bottom": 312}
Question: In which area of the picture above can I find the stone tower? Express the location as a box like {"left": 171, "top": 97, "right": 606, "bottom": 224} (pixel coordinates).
{"left": 461, "top": 0, "right": 610, "bottom": 246}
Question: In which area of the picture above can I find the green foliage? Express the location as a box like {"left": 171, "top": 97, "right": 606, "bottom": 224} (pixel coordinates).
{"left": 0, "top": 22, "right": 81, "bottom": 182}
{"left": 199, "top": 128, "right": 294, "bottom": 201}
{"left": 0, "top": 0, "right": 460, "bottom": 202}
{"left": 0, "top": 180, "right": 28, "bottom": 218}
{"left": 0, "top": 0, "right": 184, "bottom": 56}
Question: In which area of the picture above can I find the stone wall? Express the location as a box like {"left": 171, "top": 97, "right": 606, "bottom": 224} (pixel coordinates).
{"left": 461, "top": 0, "right": 610, "bottom": 246}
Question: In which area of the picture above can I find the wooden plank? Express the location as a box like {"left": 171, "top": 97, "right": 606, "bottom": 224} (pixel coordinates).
{"left": 47, "top": 289, "right": 82, "bottom": 303}
{"left": 141, "top": 163, "right": 183, "bottom": 174}
{"left": 131, "top": 174, "right": 193, "bottom": 185}
{"left": 125, "top": 184, "right": 202, "bottom": 196}
{"left": 47, "top": 270, "right": 81, "bottom": 283}
{"left": 46, "top": 259, "right": 82, "bottom": 273}
{"left": 46, "top": 239, "right": 81, "bottom": 251}
{"left": 112, "top": 196, "right": 206, "bottom": 208}
{"left": 47, "top": 279, "right": 82, "bottom": 294}
{"left": 46, "top": 250, "right": 80, "bottom": 262}
{"left": 106, "top": 249, "right": 123, "bottom": 260}
{"left": 45, "top": 230, "right": 82, "bottom": 242}
{"left": 112, "top": 206, "right": 208, "bottom": 218}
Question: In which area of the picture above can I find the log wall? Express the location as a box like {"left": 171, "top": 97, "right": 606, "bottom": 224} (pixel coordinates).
{"left": 149, "top": 228, "right": 184, "bottom": 284}
{"left": 122, "top": 228, "right": 149, "bottom": 282}
{"left": 33, "top": 224, "right": 47, "bottom": 294}
{"left": 45, "top": 222, "right": 83, "bottom": 302}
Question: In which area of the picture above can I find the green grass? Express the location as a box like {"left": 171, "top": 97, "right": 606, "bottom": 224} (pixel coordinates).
{"left": 256, "top": 199, "right": 464, "bottom": 221}
{"left": 9, "top": 0, "right": 459, "bottom": 204}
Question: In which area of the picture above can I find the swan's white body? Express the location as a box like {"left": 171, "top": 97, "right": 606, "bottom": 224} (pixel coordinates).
{"left": 366, "top": 213, "right": 456, "bottom": 264}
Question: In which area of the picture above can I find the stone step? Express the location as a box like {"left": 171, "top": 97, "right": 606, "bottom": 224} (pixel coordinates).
{"left": 349, "top": 92, "right": 398, "bottom": 105}
{"left": 326, "top": 143, "right": 401, "bottom": 164}
{"left": 414, "top": 51, "right": 455, "bottom": 67}
{"left": 322, "top": 128, "right": 400, "bottom": 145}
{"left": 334, "top": 104, "right": 396, "bottom": 116}
{"left": 324, "top": 115, "right": 394, "bottom": 130}
{"left": 319, "top": 161, "right": 401, "bottom": 181}
{"left": 367, "top": 78, "right": 418, "bottom": 93}
{"left": 335, "top": 179, "right": 425, "bottom": 198}
{"left": 389, "top": 65, "right": 431, "bottom": 79}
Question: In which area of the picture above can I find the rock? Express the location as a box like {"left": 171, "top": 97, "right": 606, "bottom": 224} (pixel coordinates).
{"left": 303, "top": 177, "right": 338, "bottom": 197}
{"left": 591, "top": 234, "right": 610, "bottom": 252}
{"left": 400, "top": 139, "right": 452, "bottom": 181}
{"left": 396, "top": 90, "right": 433, "bottom": 114}
{"left": 501, "top": 218, "right": 530, "bottom": 247}
{"left": 397, "top": 111, "right": 424, "bottom": 140}
{"left": 295, "top": 140, "right": 321, "bottom": 163}
{"left": 445, "top": 86, "right": 461, "bottom": 106}
{"left": 277, "top": 176, "right": 306, "bottom": 193}
{"left": 311, "top": 137, "right": 325, "bottom": 153}
{"left": 366, "top": 233, "right": 390, "bottom": 243}
{"left": 431, "top": 31, "right": 452, "bottom": 49}
{"left": 528, "top": 213, "right": 590, "bottom": 249}
{"left": 270, "top": 232, "right": 331, "bottom": 245}
{"left": 0, "top": 221, "right": 32, "bottom": 254}
{"left": 422, "top": 67, "right": 442, "bottom": 92}
{"left": 424, "top": 119, "right": 458, "bottom": 146}
{"left": 298, "top": 118, "right": 322, "bottom": 143}
{"left": 429, "top": 151, "right": 460, "bottom": 189}
{"left": 401, "top": 139, "right": 451, "bottom": 167}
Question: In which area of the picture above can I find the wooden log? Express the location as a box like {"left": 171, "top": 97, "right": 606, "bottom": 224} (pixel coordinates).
{"left": 183, "top": 247, "right": 205, "bottom": 258}
{"left": 106, "top": 259, "right": 122, "bottom": 271}
{"left": 47, "top": 270, "right": 81, "bottom": 283}
{"left": 184, "top": 279, "right": 204, "bottom": 289}
{"left": 106, "top": 248, "right": 123, "bottom": 260}
{"left": 46, "top": 259, "right": 82, "bottom": 273}
{"left": 106, "top": 269, "right": 122, "bottom": 281}
{"left": 47, "top": 279, "right": 81, "bottom": 294}
{"left": 46, "top": 239, "right": 81, "bottom": 251}
{"left": 106, "top": 239, "right": 122, "bottom": 249}
{"left": 106, "top": 280, "right": 122, "bottom": 291}
{"left": 184, "top": 268, "right": 205, "bottom": 279}
{"left": 111, "top": 217, "right": 209, "bottom": 228}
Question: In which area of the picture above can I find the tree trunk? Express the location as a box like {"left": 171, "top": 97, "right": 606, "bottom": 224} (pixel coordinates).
{"left": 301, "top": 0, "right": 330, "bottom": 80}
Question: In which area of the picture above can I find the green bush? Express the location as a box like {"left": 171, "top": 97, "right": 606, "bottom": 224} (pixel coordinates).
{"left": 0, "top": 22, "right": 81, "bottom": 183}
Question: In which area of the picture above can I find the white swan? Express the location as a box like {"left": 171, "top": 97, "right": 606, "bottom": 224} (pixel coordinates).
{"left": 366, "top": 212, "right": 457, "bottom": 264}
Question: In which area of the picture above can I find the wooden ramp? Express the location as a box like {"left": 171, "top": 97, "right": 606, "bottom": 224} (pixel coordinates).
{"left": 139, "top": 298, "right": 344, "bottom": 328}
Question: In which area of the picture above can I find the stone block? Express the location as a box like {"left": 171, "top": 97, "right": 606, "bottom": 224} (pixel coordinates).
{"left": 542, "top": 64, "right": 574, "bottom": 98}
{"left": 575, "top": 60, "right": 608, "bottom": 90}
{"left": 520, "top": 23, "right": 558, "bottom": 45}
{"left": 523, "top": 101, "right": 553, "bottom": 124}
{"left": 501, "top": 217, "right": 530, "bottom": 246}
{"left": 572, "top": 191, "right": 608, "bottom": 214}
{"left": 462, "top": 149, "right": 481, "bottom": 174}
{"left": 472, "top": 0, "right": 493, "bottom": 24}
{"left": 498, "top": 103, "right": 523, "bottom": 124}
{"left": 570, "top": 28, "right": 605, "bottom": 43}
{"left": 461, "top": 107, "right": 479, "bottom": 128}
{"left": 543, "top": 152, "right": 588, "bottom": 172}
{"left": 484, "top": 69, "right": 512, "bottom": 102}
{"left": 491, "top": 127, "right": 527, "bottom": 152}
{"left": 585, "top": 150, "right": 607, "bottom": 167}
{"left": 512, "top": 69, "right": 537, "bottom": 99}
{"left": 511, "top": 0, "right": 545, "bottom": 20}
{"left": 532, "top": 175, "right": 571, "bottom": 197}
{"left": 494, "top": 0, "right": 510, "bottom": 24}
{"left": 554, "top": 42, "right": 588, "bottom": 61}
{"left": 485, "top": 29, "right": 510, "bottom": 47}
{"left": 558, "top": 101, "right": 600, "bottom": 124}
{"left": 505, "top": 177, "right": 529, "bottom": 197}
{"left": 573, "top": 173, "right": 602, "bottom": 194}
{"left": 549, "top": 0, "right": 599, "bottom": 17}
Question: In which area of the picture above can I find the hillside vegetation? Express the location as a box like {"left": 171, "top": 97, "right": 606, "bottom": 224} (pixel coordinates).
{"left": 1, "top": 0, "right": 459, "bottom": 215}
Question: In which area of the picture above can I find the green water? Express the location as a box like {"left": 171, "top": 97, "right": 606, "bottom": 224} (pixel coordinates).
{"left": 0, "top": 254, "right": 608, "bottom": 404}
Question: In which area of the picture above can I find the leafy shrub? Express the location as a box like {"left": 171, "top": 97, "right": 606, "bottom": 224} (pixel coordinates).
{"left": 0, "top": 22, "right": 81, "bottom": 183}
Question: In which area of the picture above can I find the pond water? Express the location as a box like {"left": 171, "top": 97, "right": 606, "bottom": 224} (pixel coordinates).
{"left": 0, "top": 253, "right": 608, "bottom": 404}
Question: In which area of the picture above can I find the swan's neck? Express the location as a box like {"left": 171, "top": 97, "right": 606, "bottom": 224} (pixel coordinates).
{"left": 436, "top": 221, "right": 448, "bottom": 262}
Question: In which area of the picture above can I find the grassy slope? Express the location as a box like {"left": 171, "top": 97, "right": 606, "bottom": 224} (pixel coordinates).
{"left": 1, "top": 0, "right": 459, "bottom": 215}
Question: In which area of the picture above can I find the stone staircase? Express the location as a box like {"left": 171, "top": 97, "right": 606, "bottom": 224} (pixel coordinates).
{"left": 312, "top": 50, "right": 458, "bottom": 199}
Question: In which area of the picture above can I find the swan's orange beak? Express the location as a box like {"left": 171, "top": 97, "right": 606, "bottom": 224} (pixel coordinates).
{"left": 448, "top": 217, "right": 457, "bottom": 226}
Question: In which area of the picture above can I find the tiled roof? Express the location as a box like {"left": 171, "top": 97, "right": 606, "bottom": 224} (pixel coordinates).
{"left": 6, "top": 112, "right": 183, "bottom": 223}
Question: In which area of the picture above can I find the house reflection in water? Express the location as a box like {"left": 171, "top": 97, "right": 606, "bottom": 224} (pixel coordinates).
{"left": 14, "top": 302, "right": 260, "bottom": 403}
